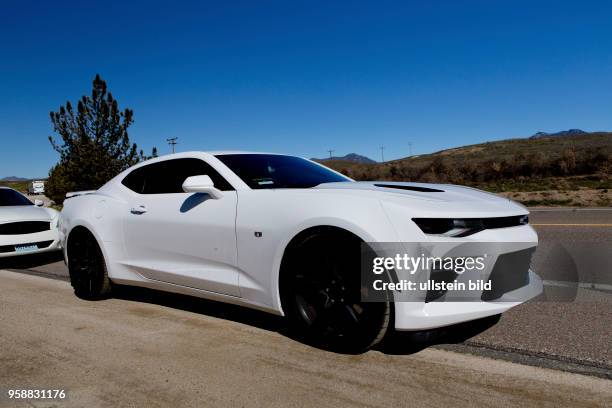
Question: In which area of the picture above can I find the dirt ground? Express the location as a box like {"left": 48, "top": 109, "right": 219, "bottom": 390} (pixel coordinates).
{"left": 1, "top": 270, "right": 611, "bottom": 408}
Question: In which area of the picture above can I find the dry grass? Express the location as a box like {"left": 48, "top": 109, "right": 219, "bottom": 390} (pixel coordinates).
{"left": 0, "top": 180, "right": 29, "bottom": 193}
{"left": 500, "top": 188, "right": 611, "bottom": 207}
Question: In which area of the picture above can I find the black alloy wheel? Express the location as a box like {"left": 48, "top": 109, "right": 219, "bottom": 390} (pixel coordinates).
{"left": 281, "top": 231, "right": 390, "bottom": 353}
{"left": 68, "top": 229, "right": 111, "bottom": 300}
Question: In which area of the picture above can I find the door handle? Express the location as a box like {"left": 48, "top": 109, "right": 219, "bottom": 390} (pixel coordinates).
{"left": 130, "top": 205, "right": 148, "bottom": 214}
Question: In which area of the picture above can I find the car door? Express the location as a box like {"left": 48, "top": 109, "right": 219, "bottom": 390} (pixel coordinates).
{"left": 121, "top": 157, "right": 240, "bottom": 296}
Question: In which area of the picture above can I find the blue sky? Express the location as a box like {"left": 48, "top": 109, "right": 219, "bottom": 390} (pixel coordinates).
{"left": 1, "top": 0, "right": 612, "bottom": 178}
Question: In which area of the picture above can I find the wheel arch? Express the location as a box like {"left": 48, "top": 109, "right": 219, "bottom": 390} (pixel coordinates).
{"left": 276, "top": 224, "right": 393, "bottom": 351}
{"left": 65, "top": 223, "right": 111, "bottom": 274}
{"left": 275, "top": 224, "right": 369, "bottom": 316}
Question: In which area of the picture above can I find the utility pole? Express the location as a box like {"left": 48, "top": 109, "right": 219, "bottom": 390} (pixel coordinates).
{"left": 380, "top": 146, "right": 385, "bottom": 163}
{"left": 167, "top": 137, "right": 178, "bottom": 154}
{"left": 408, "top": 142, "right": 413, "bottom": 157}
{"left": 327, "top": 149, "right": 334, "bottom": 159}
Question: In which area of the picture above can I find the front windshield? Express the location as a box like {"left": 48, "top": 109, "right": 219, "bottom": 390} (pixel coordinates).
{"left": 216, "top": 154, "right": 351, "bottom": 189}
{"left": 0, "top": 188, "right": 33, "bottom": 206}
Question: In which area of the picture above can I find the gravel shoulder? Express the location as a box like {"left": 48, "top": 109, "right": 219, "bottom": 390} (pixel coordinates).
{"left": 1, "top": 270, "right": 611, "bottom": 408}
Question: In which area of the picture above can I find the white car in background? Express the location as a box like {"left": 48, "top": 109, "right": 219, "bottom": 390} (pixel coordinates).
{"left": 0, "top": 187, "right": 60, "bottom": 257}
{"left": 59, "top": 152, "right": 542, "bottom": 352}
{"left": 28, "top": 180, "right": 45, "bottom": 195}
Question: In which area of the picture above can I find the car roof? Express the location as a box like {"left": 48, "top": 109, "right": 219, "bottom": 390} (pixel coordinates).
{"left": 202, "top": 151, "right": 289, "bottom": 156}
{"left": 107, "top": 151, "right": 306, "bottom": 190}
{"left": 124, "top": 151, "right": 298, "bottom": 170}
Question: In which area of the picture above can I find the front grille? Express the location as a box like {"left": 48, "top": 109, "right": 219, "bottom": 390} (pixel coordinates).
{"left": 0, "top": 240, "right": 54, "bottom": 253}
{"left": 481, "top": 247, "right": 536, "bottom": 301}
{"left": 0, "top": 221, "right": 51, "bottom": 235}
{"left": 423, "top": 246, "right": 536, "bottom": 302}
{"left": 481, "top": 216, "right": 530, "bottom": 230}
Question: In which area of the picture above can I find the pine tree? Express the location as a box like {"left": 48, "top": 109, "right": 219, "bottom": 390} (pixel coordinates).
{"left": 47, "top": 74, "right": 146, "bottom": 203}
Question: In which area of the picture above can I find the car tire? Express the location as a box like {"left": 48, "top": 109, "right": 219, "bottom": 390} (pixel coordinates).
{"left": 67, "top": 228, "right": 112, "bottom": 300}
{"left": 281, "top": 231, "right": 390, "bottom": 353}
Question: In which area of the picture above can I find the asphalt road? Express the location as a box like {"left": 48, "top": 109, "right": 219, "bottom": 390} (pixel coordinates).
{"left": 530, "top": 207, "right": 612, "bottom": 288}
{"left": 456, "top": 208, "right": 612, "bottom": 373}
{"left": 1, "top": 270, "right": 611, "bottom": 408}
{"left": 0, "top": 207, "right": 610, "bottom": 398}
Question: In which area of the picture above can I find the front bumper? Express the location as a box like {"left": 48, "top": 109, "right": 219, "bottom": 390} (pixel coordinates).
{"left": 394, "top": 269, "right": 542, "bottom": 330}
{"left": 378, "top": 223, "right": 542, "bottom": 331}
{"left": 0, "top": 229, "right": 61, "bottom": 258}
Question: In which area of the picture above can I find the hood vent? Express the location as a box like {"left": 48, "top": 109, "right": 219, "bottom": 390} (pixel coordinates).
{"left": 374, "top": 184, "right": 444, "bottom": 193}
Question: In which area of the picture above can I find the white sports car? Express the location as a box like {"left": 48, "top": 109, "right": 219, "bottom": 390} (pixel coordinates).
{"left": 59, "top": 152, "right": 542, "bottom": 352}
{"left": 0, "top": 187, "right": 60, "bottom": 257}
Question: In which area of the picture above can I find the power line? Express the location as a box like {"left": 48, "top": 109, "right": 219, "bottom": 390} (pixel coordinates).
{"left": 380, "top": 146, "right": 385, "bottom": 163}
{"left": 408, "top": 142, "right": 413, "bottom": 157}
{"left": 166, "top": 137, "right": 178, "bottom": 154}
{"left": 327, "top": 149, "right": 334, "bottom": 159}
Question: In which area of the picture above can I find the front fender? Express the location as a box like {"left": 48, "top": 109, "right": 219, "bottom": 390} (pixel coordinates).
{"left": 234, "top": 190, "right": 399, "bottom": 313}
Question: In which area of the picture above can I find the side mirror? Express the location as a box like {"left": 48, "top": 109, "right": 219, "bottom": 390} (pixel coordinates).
{"left": 34, "top": 199, "right": 44, "bottom": 207}
{"left": 182, "top": 175, "right": 224, "bottom": 199}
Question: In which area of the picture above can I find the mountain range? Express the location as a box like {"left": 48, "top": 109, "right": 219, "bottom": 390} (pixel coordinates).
{"left": 0, "top": 176, "right": 30, "bottom": 182}
{"left": 313, "top": 130, "right": 595, "bottom": 165}
{"left": 312, "top": 153, "right": 376, "bottom": 164}
{"left": 529, "top": 129, "right": 587, "bottom": 139}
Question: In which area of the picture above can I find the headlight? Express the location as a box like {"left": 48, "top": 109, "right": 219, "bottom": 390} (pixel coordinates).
{"left": 51, "top": 214, "right": 60, "bottom": 229}
{"left": 412, "top": 215, "right": 528, "bottom": 237}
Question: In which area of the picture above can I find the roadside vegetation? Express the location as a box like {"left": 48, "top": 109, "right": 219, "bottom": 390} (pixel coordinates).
{"left": 0, "top": 180, "right": 29, "bottom": 192}
{"left": 319, "top": 133, "right": 612, "bottom": 206}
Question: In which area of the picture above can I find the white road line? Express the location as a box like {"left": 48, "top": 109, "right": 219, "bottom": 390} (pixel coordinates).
{"left": 542, "top": 280, "right": 612, "bottom": 292}
{"left": 529, "top": 208, "right": 612, "bottom": 212}
{"left": 532, "top": 223, "right": 612, "bottom": 227}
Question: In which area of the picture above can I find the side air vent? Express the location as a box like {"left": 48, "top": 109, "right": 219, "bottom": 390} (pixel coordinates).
{"left": 374, "top": 184, "right": 444, "bottom": 193}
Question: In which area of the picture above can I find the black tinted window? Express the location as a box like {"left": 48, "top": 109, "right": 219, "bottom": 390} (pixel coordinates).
{"left": 122, "top": 158, "right": 234, "bottom": 194}
{"left": 215, "top": 154, "right": 350, "bottom": 189}
{"left": 0, "top": 188, "right": 33, "bottom": 206}
{"left": 122, "top": 168, "right": 146, "bottom": 193}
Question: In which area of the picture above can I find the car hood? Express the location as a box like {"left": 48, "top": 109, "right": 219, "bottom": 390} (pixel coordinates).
{"left": 0, "top": 205, "right": 57, "bottom": 222}
{"left": 314, "top": 181, "right": 527, "bottom": 217}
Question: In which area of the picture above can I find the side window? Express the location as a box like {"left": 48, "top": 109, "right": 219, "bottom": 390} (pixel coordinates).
{"left": 122, "top": 158, "right": 234, "bottom": 194}
{"left": 121, "top": 167, "right": 146, "bottom": 193}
